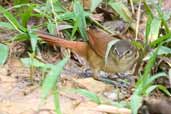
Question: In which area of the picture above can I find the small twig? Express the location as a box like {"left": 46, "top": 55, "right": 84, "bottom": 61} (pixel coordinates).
{"left": 169, "top": 69, "right": 171, "bottom": 87}
{"left": 135, "top": 0, "right": 142, "bottom": 40}
{"left": 129, "top": 0, "right": 135, "bottom": 14}
{"left": 91, "top": 104, "right": 131, "bottom": 114}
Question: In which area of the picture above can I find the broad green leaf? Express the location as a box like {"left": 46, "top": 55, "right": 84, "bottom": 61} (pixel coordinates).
{"left": 0, "top": 44, "right": 9, "bottom": 65}
{"left": 41, "top": 56, "right": 69, "bottom": 99}
{"left": 109, "top": 1, "right": 132, "bottom": 23}
{"left": 148, "top": 18, "right": 161, "bottom": 42}
{"left": 73, "top": 0, "right": 87, "bottom": 41}
{"left": 130, "top": 94, "right": 143, "bottom": 114}
{"left": 0, "top": 6, "right": 26, "bottom": 33}
{"left": 71, "top": 89, "right": 101, "bottom": 104}
{"left": 90, "top": 0, "right": 102, "bottom": 12}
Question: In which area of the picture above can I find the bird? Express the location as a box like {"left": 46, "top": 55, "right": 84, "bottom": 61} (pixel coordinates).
{"left": 36, "top": 28, "right": 139, "bottom": 78}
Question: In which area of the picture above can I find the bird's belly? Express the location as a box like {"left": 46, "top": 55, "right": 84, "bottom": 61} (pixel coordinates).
{"left": 87, "top": 48, "right": 104, "bottom": 71}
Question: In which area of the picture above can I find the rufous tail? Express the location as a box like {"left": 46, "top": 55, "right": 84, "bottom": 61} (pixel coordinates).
{"left": 36, "top": 31, "right": 89, "bottom": 58}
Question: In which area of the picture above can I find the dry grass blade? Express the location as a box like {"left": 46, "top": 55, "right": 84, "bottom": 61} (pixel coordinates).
{"left": 135, "top": 0, "right": 142, "bottom": 40}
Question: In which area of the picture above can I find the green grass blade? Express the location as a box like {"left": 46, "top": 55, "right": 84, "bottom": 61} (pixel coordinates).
{"left": 0, "top": 22, "right": 15, "bottom": 30}
{"left": 71, "top": 89, "right": 101, "bottom": 104}
{"left": 12, "top": 33, "right": 29, "bottom": 41}
{"left": 135, "top": 48, "right": 159, "bottom": 92}
{"left": 57, "top": 12, "right": 75, "bottom": 21}
{"left": 145, "top": 85, "right": 171, "bottom": 96}
{"left": 142, "top": 72, "right": 167, "bottom": 93}
{"left": 71, "top": 17, "right": 79, "bottom": 39}
{"left": 28, "top": 31, "right": 38, "bottom": 53}
{"left": 21, "top": 57, "right": 50, "bottom": 68}
{"left": 143, "top": 46, "right": 171, "bottom": 60}
{"left": 0, "top": 44, "right": 9, "bottom": 65}
{"left": 73, "top": 0, "right": 87, "bottom": 41}
{"left": 146, "top": 72, "right": 167, "bottom": 86}
{"left": 21, "top": 57, "right": 52, "bottom": 73}
{"left": 131, "top": 47, "right": 159, "bottom": 114}
{"left": 143, "top": 1, "right": 153, "bottom": 18}
{"left": 131, "top": 40, "right": 144, "bottom": 50}
{"left": 148, "top": 18, "right": 161, "bottom": 42}
{"left": 145, "top": 15, "right": 152, "bottom": 44}
{"left": 109, "top": 1, "right": 132, "bottom": 23}
{"left": 41, "top": 56, "right": 69, "bottom": 100}
{"left": 21, "top": 6, "right": 33, "bottom": 27}
{"left": 150, "top": 33, "right": 171, "bottom": 47}
{"left": 156, "top": 4, "right": 170, "bottom": 33}
{"left": 14, "top": 0, "right": 29, "bottom": 5}
{"left": 157, "top": 85, "right": 171, "bottom": 96}
{"left": 53, "top": 88, "right": 62, "bottom": 114}
{"left": 47, "top": 21, "right": 56, "bottom": 35}
{"left": 0, "top": 6, "right": 26, "bottom": 33}
{"left": 142, "top": 47, "right": 159, "bottom": 82}
{"left": 130, "top": 94, "right": 143, "bottom": 114}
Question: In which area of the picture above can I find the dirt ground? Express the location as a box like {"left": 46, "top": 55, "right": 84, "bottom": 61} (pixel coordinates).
{"left": 0, "top": 56, "right": 131, "bottom": 114}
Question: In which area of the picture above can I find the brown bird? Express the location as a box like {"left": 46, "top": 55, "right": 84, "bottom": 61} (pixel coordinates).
{"left": 37, "top": 28, "right": 139, "bottom": 77}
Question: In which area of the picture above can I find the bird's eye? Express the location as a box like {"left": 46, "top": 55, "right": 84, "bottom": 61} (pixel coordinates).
{"left": 125, "top": 50, "right": 132, "bottom": 55}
